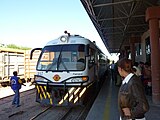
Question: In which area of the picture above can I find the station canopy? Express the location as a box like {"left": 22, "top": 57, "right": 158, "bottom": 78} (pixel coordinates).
{"left": 81, "top": 0, "right": 160, "bottom": 53}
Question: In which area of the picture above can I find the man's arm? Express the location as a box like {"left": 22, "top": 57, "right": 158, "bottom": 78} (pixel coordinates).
{"left": 18, "top": 79, "right": 26, "bottom": 86}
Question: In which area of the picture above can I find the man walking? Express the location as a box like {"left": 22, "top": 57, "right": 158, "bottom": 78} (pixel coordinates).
{"left": 10, "top": 71, "right": 26, "bottom": 107}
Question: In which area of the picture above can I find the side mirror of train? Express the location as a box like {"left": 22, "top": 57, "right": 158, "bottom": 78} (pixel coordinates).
{"left": 30, "top": 48, "right": 42, "bottom": 60}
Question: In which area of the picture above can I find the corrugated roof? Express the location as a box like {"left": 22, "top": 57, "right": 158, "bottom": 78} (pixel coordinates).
{"left": 81, "top": 0, "right": 160, "bottom": 53}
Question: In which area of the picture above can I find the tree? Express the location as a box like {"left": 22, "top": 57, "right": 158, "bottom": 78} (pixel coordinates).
{"left": 6, "top": 44, "right": 31, "bottom": 50}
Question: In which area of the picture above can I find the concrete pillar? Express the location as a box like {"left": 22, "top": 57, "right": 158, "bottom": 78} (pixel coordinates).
{"left": 146, "top": 6, "right": 160, "bottom": 104}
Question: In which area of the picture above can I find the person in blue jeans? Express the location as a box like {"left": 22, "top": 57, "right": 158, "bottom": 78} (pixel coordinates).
{"left": 10, "top": 71, "right": 26, "bottom": 107}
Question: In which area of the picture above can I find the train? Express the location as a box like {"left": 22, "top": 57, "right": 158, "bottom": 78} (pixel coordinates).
{"left": 0, "top": 48, "right": 40, "bottom": 87}
{"left": 30, "top": 31, "right": 108, "bottom": 106}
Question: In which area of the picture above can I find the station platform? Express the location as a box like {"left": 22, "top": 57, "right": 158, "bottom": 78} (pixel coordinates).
{"left": 86, "top": 72, "right": 160, "bottom": 120}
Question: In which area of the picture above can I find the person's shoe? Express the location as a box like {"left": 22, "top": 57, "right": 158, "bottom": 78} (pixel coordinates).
{"left": 16, "top": 105, "right": 21, "bottom": 107}
{"left": 12, "top": 102, "right": 16, "bottom": 105}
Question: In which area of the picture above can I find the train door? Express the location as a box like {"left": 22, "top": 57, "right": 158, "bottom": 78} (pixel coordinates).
{"left": 88, "top": 47, "right": 98, "bottom": 83}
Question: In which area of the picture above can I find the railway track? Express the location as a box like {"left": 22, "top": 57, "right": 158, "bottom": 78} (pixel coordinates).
{"left": 29, "top": 105, "right": 89, "bottom": 120}
{"left": 0, "top": 81, "right": 99, "bottom": 120}
{"left": 27, "top": 86, "right": 97, "bottom": 120}
{"left": 30, "top": 106, "right": 52, "bottom": 120}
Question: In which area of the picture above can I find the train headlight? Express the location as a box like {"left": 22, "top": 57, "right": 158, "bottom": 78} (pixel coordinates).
{"left": 71, "top": 78, "right": 82, "bottom": 82}
{"left": 35, "top": 76, "right": 47, "bottom": 82}
{"left": 68, "top": 77, "right": 88, "bottom": 83}
{"left": 60, "top": 36, "right": 68, "bottom": 42}
{"left": 82, "top": 76, "right": 87, "bottom": 81}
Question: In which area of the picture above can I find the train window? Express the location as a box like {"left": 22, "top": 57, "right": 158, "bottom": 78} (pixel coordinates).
{"left": 88, "top": 48, "right": 95, "bottom": 68}
{"left": 37, "top": 45, "right": 85, "bottom": 71}
{"left": 78, "top": 45, "right": 85, "bottom": 51}
{"left": 71, "top": 52, "right": 77, "bottom": 62}
{"left": 86, "top": 44, "right": 89, "bottom": 56}
{"left": 99, "top": 53, "right": 106, "bottom": 64}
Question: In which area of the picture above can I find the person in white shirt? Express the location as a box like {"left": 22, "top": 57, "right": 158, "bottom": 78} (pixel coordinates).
{"left": 117, "top": 58, "right": 149, "bottom": 120}
{"left": 133, "top": 62, "right": 142, "bottom": 77}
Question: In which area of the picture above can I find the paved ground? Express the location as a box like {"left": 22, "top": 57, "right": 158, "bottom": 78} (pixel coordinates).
{"left": 86, "top": 72, "right": 160, "bottom": 120}
{"left": 1, "top": 77, "right": 160, "bottom": 120}
{"left": 0, "top": 83, "right": 35, "bottom": 98}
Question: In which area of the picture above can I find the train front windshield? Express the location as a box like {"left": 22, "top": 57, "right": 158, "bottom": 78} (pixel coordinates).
{"left": 37, "top": 44, "right": 86, "bottom": 71}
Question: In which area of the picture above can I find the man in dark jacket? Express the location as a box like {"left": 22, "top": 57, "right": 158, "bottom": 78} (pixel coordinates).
{"left": 10, "top": 71, "right": 26, "bottom": 107}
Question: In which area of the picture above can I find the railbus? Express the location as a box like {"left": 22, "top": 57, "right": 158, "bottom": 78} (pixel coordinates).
{"left": 30, "top": 31, "right": 108, "bottom": 106}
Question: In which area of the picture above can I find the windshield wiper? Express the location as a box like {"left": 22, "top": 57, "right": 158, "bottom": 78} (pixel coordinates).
{"left": 57, "top": 46, "right": 63, "bottom": 70}
{"left": 46, "top": 59, "right": 58, "bottom": 72}
{"left": 46, "top": 46, "right": 69, "bottom": 72}
{"left": 57, "top": 47, "right": 69, "bottom": 72}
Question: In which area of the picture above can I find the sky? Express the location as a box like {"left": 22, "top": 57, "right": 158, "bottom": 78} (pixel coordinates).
{"left": 0, "top": 0, "right": 118, "bottom": 61}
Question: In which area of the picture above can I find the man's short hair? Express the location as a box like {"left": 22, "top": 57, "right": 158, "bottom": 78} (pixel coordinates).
{"left": 13, "top": 71, "right": 17, "bottom": 76}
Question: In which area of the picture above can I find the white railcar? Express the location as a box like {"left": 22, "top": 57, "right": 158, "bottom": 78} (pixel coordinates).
{"left": 30, "top": 32, "right": 108, "bottom": 106}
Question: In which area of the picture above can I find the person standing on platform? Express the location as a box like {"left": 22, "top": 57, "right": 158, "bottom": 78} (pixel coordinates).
{"left": 133, "top": 62, "right": 142, "bottom": 77}
{"left": 110, "top": 61, "right": 115, "bottom": 82}
{"left": 117, "top": 58, "right": 149, "bottom": 120}
{"left": 143, "top": 62, "right": 152, "bottom": 95}
{"left": 10, "top": 71, "right": 26, "bottom": 107}
{"left": 138, "top": 61, "right": 145, "bottom": 83}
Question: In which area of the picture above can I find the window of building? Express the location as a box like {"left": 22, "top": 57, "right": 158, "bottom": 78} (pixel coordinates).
{"left": 145, "top": 37, "right": 151, "bottom": 63}
{"left": 135, "top": 43, "right": 142, "bottom": 56}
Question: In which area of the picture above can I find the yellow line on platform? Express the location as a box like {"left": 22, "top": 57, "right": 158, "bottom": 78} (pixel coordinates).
{"left": 103, "top": 81, "right": 112, "bottom": 120}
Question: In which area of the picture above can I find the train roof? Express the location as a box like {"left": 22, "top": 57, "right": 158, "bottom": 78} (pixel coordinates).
{"left": 45, "top": 34, "right": 105, "bottom": 55}
{"left": 45, "top": 35, "right": 93, "bottom": 46}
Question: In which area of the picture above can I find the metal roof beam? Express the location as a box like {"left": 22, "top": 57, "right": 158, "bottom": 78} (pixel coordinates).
{"left": 118, "top": 0, "right": 141, "bottom": 53}
{"left": 98, "top": 14, "right": 145, "bottom": 21}
{"left": 93, "top": 0, "right": 136, "bottom": 7}
{"left": 106, "top": 30, "right": 145, "bottom": 35}
{"left": 106, "top": 32, "right": 123, "bottom": 35}
{"left": 115, "top": 4, "right": 129, "bottom": 16}
{"left": 101, "top": 24, "right": 147, "bottom": 29}
{"left": 128, "top": 24, "right": 148, "bottom": 27}
{"left": 101, "top": 26, "right": 124, "bottom": 29}
{"left": 126, "top": 30, "right": 146, "bottom": 34}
